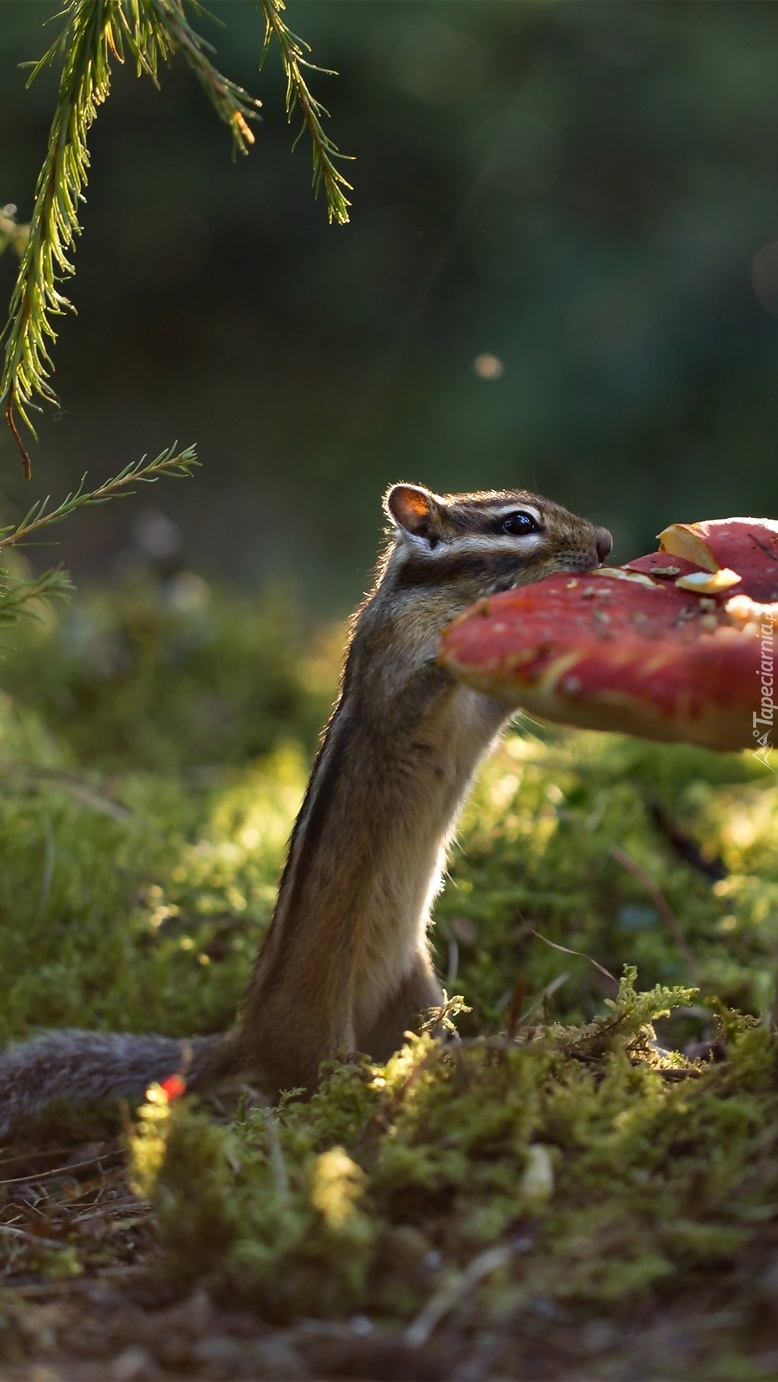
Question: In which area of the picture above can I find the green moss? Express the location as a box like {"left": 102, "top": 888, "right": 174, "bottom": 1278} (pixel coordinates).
{"left": 129, "top": 976, "right": 778, "bottom": 1326}
{"left": 440, "top": 731, "right": 778, "bottom": 1034}
{"left": 0, "top": 576, "right": 777, "bottom": 1370}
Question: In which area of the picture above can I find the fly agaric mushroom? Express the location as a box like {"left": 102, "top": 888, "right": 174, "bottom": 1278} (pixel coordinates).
{"left": 439, "top": 517, "right": 777, "bottom": 752}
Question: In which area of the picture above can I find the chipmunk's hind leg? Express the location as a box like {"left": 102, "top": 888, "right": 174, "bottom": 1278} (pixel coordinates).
{"left": 359, "top": 952, "right": 445, "bottom": 1061}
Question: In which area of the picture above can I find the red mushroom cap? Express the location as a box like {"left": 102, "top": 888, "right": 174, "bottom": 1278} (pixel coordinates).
{"left": 624, "top": 553, "right": 713, "bottom": 583}
{"left": 658, "top": 518, "right": 778, "bottom": 602}
{"left": 440, "top": 534, "right": 775, "bottom": 752}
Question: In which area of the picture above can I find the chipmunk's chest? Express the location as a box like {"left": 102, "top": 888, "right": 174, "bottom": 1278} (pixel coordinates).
{"left": 403, "top": 683, "right": 508, "bottom": 805}
{"left": 352, "top": 685, "right": 507, "bottom": 1009}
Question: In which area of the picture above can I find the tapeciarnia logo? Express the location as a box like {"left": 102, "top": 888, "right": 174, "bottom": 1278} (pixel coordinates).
{"left": 753, "top": 611, "right": 775, "bottom": 770}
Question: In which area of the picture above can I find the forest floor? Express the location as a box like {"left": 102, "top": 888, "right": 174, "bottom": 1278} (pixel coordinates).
{"left": 0, "top": 575, "right": 777, "bottom": 1380}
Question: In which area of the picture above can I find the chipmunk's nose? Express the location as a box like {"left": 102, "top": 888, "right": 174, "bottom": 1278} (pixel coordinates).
{"left": 595, "top": 527, "right": 613, "bottom": 564}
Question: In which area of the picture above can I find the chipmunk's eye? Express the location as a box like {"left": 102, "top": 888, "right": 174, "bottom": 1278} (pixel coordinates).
{"left": 501, "top": 510, "right": 541, "bottom": 536}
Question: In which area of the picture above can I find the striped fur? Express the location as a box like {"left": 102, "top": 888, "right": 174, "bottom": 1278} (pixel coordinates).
{"left": 0, "top": 483, "right": 610, "bottom": 1137}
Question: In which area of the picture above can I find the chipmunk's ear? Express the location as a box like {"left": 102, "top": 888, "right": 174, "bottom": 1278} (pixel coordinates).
{"left": 384, "top": 484, "right": 444, "bottom": 545}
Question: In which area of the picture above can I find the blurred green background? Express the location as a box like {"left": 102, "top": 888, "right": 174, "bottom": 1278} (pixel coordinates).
{"left": 2, "top": 1, "right": 778, "bottom": 609}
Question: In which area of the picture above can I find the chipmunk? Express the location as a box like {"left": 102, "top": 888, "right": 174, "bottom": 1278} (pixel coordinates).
{"left": 0, "top": 483, "right": 611, "bottom": 1138}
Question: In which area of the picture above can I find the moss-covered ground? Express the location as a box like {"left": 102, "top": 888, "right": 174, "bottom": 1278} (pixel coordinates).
{"left": 0, "top": 575, "right": 777, "bottom": 1379}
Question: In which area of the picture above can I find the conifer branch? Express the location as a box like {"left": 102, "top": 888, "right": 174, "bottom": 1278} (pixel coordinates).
{"left": 115, "top": 0, "right": 260, "bottom": 154}
{"left": 1, "top": 0, "right": 350, "bottom": 472}
{"left": 0, "top": 443, "right": 199, "bottom": 554}
{"left": 259, "top": 0, "right": 352, "bottom": 226}
{"left": 1, "top": 0, "right": 118, "bottom": 478}
{"left": 0, "top": 0, "right": 261, "bottom": 474}
{"left": 0, "top": 566, "right": 74, "bottom": 628}
{"left": 0, "top": 442, "right": 196, "bottom": 633}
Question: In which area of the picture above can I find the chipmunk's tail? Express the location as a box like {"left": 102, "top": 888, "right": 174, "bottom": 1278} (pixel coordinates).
{"left": 0, "top": 1029, "right": 241, "bottom": 1141}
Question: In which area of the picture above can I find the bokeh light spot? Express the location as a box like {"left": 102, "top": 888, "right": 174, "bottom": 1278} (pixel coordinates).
{"left": 473, "top": 353, "right": 505, "bottom": 380}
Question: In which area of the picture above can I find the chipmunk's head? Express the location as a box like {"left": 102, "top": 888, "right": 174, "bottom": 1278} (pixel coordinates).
{"left": 382, "top": 483, "right": 611, "bottom": 605}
